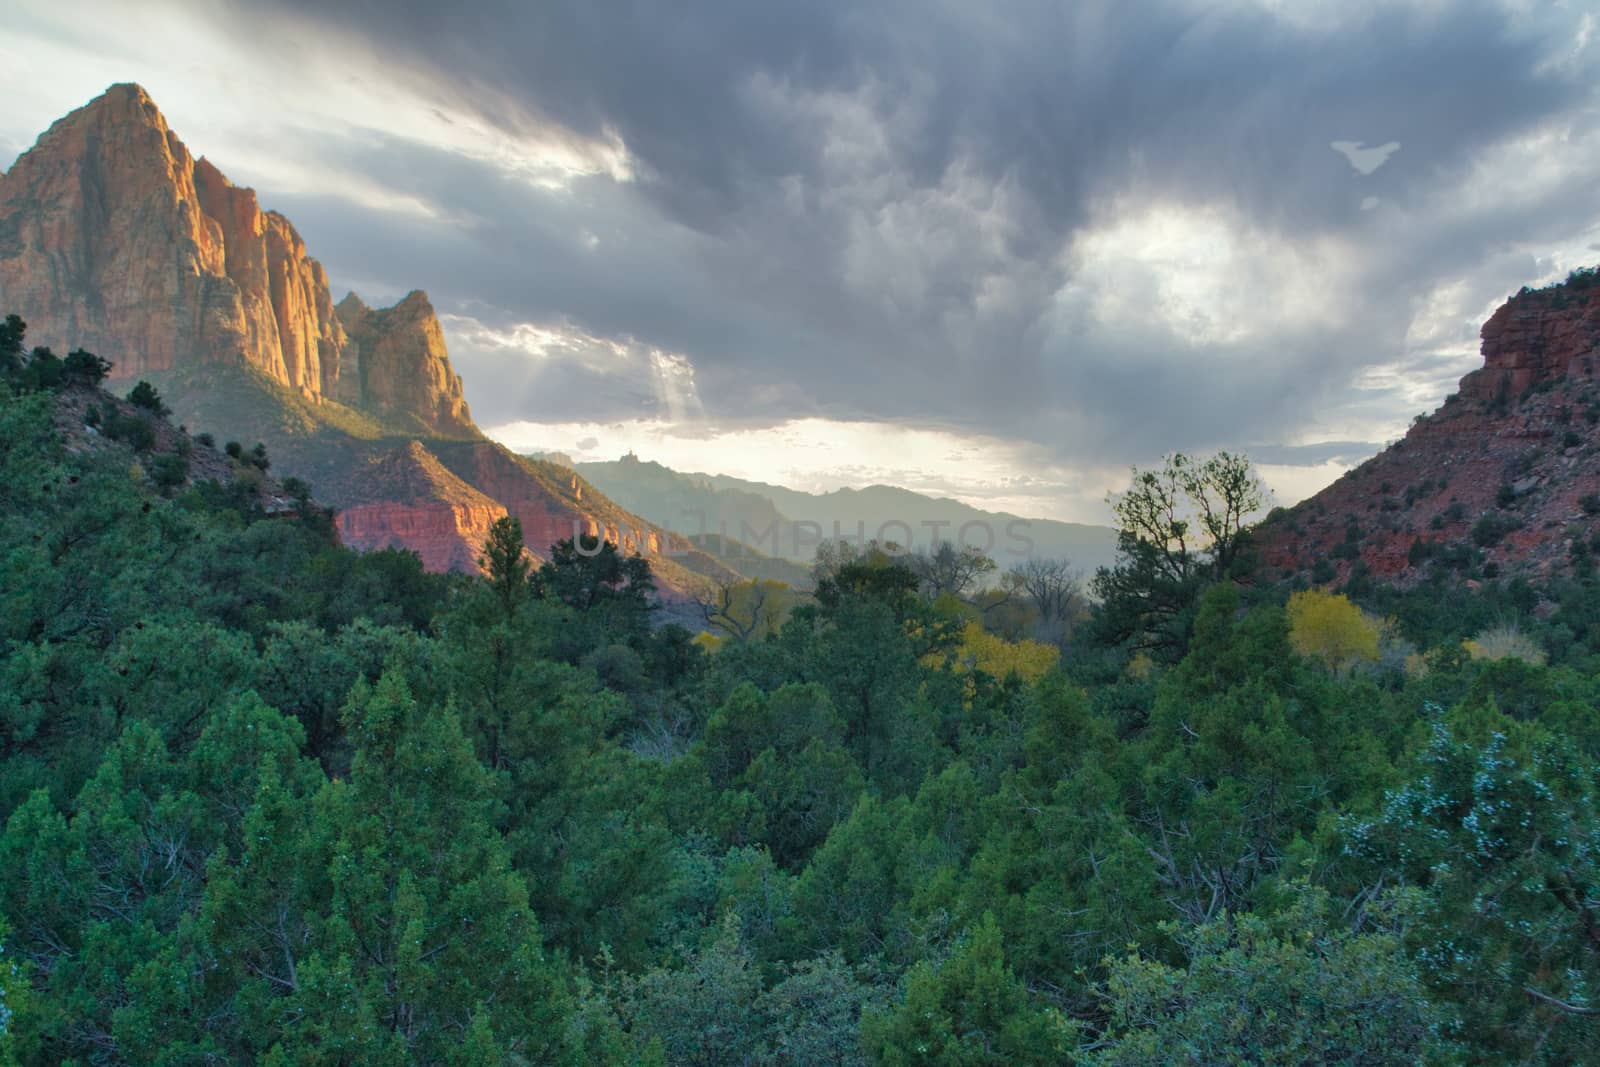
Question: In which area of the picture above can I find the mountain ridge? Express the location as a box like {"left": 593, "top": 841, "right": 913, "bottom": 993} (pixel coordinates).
{"left": 575, "top": 454, "right": 1121, "bottom": 572}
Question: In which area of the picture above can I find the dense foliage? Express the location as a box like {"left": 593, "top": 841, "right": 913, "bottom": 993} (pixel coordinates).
{"left": 4, "top": 356, "right": 1600, "bottom": 1064}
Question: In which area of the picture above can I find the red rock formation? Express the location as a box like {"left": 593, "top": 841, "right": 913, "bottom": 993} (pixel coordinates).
{"left": 1461, "top": 280, "right": 1600, "bottom": 402}
{"left": 335, "top": 292, "right": 474, "bottom": 436}
{"left": 0, "top": 83, "right": 468, "bottom": 434}
{"left": 331, "top": 441, "right": 508, "bottom": 572}
{"left": 1257, "top": 273, "right": 1600, "bottom": 584}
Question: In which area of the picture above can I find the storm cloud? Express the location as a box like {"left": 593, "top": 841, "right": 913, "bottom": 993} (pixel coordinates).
{"left": 4, "top": 0, "right": 1599, "bottom": 518}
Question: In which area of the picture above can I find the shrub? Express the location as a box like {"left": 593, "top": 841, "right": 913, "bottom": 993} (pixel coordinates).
{"left": 103, "top": 411, "right": 156, "bottom": 452}
{"left": 1472, "top": 513, "right": 1521, "bottom": 548}
{"left": 63, "top": 348, "right": 112, "bottom": 384}
{"left": 127, "top": 380, "right": 169, "bottom": 417}
{"left": 1462, "top": 624, "right": 1546, "bottom": 666}
{"left": 1580, "top": 493, "right": 1600, "bottom": 516}
{"left": 1496, "top": 483, "right": 1517, "bottom": 509}
{"left": 149, "top": 454, "right": 189, "bottom": 491}
{"left": 195, "top": 431, "right": 215, "bottom": 448}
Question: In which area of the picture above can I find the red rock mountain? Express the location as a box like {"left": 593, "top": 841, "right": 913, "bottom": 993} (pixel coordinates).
{"left": 0, "top": 85, "right": 734, "bottom": 595}
{"left": 1257, "top": 271, "right": 1600, "bottom": 584}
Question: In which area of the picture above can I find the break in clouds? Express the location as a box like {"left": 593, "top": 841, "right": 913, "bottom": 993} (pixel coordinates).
{"left": 4, "top": 0, "right": 1599, "bottom": 518}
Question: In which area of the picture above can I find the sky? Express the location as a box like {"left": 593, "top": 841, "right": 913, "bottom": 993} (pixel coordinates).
{"left": 3, "top": 0, "right": 1598, "bottom": 523}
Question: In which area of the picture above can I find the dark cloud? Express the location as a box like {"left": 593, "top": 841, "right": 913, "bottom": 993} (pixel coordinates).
{"left": 215, "top": 0, "right": 1599, "bottom": 467}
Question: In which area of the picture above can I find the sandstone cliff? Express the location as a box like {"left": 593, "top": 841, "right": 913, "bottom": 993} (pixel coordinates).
{"left": 0, "top": 83, "right": 468, "bottom": 436}
{"left": 1257, "top": 270, "right": 1600, "bottom": 584}
{"left": 336, "top": 292, "right": 474, "bottom": 436}
{"left": 333, "top": 441, "right": 508, "bottom": 572}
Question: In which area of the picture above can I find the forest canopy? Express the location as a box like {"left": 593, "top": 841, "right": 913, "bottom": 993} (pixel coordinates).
{"left": 3, "top": 352, "right": 1600, "bottom": 1065}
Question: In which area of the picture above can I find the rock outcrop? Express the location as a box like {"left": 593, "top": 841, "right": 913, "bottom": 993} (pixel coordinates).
{"left": 0, "top": 83, "right": 468, "bottom": 435}
{"left": 336, "top": 292, "right": 473, "bottom": 436}
{"left": 1257, "top": 272, "right": 1600, "bottom": 584}
{"left": 332, "top": 442, "right": 507, "bottom": 572}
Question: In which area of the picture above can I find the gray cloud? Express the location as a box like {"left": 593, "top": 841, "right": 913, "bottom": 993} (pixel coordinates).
{"left": 194, "top": 0, "right": 1600, "bottom": 468}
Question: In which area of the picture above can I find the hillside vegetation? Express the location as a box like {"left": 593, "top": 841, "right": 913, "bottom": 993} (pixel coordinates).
{"left": 5, "top": 326, "right": 1600, "bottom": 1064}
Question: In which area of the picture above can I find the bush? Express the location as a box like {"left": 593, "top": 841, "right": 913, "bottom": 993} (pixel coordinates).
{"left": 127, "top": 380, "right": 169, "bottom": 417}
{"left": 1287, "top": 589, "right": 1382, "bottom": 673}
{"left": 1496, "top": 484, "right": 1517, "bottom": 509}
{"left": 1463, "top": 624, "right": 1546, "bottom": 666}
{"left": 150, "top": 454, "right": 189, "bottom": 491}
{"left": 18, "top": 346, "right": 64, "bottom": 391}
{"left": 63, "top": 348, "right": 112, "bottom": 384}
{"left": 1472, "top": 513, "right": 1522, "bottom": 548}
{"left": 195, "top": 431, "right": 215, "bottom": 448}
{"left": 1580, "top": 493, "right": 1600, "bottom": 516}
{"left": 103, "top": 410, "right": 156, "bottom": 452}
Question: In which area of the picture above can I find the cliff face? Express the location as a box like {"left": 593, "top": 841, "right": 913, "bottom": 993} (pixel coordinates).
{"left": 0, "top": 83, "right": 468, "bottom": 435}
{"left": 0, "top": 84, "right": 719, "bottom": 598}
{"left": 336, "top": 292, "right": 473, "bottom": 435}
{"left": 1258, "top": 273, "right": 1600, "bottom": 584}
{"left": 331, "top": 441, "right": 507, "bottom": 572}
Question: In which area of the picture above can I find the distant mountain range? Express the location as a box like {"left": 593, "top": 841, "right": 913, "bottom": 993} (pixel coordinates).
{"left": 572, "top": 455, "right": 1121, "bottom": 575}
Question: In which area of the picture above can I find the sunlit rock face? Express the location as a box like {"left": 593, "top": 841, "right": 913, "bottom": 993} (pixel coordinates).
{"left": 336, "top": 291, "right": 474, "bottom": 437}
{"left": 0, "top": 83, "right": 470, "bottom": 435}
{"left": 0, "top": 83, "right": 734, "bottom": 595}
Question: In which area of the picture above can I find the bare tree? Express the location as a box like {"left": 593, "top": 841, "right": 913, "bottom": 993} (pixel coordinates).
{"left": 1007, "top": 557, "right": 1084, "bottom": 644}
{"left": 906, "top": 540, "right": 996, "bottom": 601}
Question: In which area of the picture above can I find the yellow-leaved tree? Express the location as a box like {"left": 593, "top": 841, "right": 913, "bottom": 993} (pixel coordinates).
{"left": 948, "top": 621, "right": 1060, "bottom": 683}
{"left": 1286, "top": 588, "right": 1381, "bottom": 674}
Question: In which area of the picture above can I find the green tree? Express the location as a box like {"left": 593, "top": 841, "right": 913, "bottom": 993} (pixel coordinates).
{"left": 1091, "top": 452, "right": 1264, "bottom": 658}
{"left": 62, "top": 348, "right": 111, "bottom": 385}
{"left": 0, "top": 315, "right": 24, "bottom": 379}
{"left": 280, "top": 672, "right": 577, "bottom": 1064}
{"left": 126, "top": 380, "right": 169, "bottom": 417}
{"left": 1081, "top": 886, "right": 1452, "bottom": 1065}
{"left": 479, "top": 514, "right": 531, "bottom": 620}
{"left": 1346, "top": 705, "right": 1600, "bottom": 1062}
{"left": 863, "top": 913, "right": 1062, "bottom": 1065}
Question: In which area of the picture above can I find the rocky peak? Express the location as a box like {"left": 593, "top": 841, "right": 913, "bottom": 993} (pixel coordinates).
{"left": 0, "top": 84, "right": 476, "bottom": 437}
{"left": 335, "top": 289, "right": 474, "bottom": 437}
